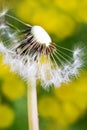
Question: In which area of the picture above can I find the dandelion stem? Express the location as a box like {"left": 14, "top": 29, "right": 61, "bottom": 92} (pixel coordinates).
{"left": 27, "top": 78, "right": 39, "bottom": 130}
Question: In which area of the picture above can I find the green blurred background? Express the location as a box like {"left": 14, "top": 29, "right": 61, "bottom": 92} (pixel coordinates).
{"left": 0, "top": 0, "right": 87, "bottom": 130}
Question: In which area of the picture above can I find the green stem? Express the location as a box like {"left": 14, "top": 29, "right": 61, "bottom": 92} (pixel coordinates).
{"left": 27, "top": 78, "right": 39, "bottom": 130}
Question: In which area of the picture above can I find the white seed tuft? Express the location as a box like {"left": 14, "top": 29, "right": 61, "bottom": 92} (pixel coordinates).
{"left": 31, "top": 26, "right": 52, "bottom": 46}
{"left": 0, "top": 9, "right": 8, "bottom": 17}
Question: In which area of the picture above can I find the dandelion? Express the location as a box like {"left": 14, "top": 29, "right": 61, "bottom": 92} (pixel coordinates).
{"left": 0, "top": 10, "right": 84, "bottom": 130}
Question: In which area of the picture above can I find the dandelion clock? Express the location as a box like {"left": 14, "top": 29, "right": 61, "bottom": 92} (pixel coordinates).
{"left": 0, "top": 9, "right": 84, "bottom": 130}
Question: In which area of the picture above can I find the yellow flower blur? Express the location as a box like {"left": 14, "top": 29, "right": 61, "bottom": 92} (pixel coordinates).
{"left": 0, "top": 104, "right": 14, "bottom": 128}
{"left": 38, "top": 71, "right": 87, "bottom": 126}
{"left": 0, "top": 56, "right": 26, "bottom": 101}
{"left": 38, "top": 96, "right": 60, "bottom": 119}
{"left": 15, "top": 0, "right": 87, "bottom": 40}
{"left": 2, "top": 76, "right": 26, "bottom": 101}
{"left": 16, "top": 0, "right": 76, "bottom": 39}
{"left": 55, "top": 0, "right": 78, "bottom": 12}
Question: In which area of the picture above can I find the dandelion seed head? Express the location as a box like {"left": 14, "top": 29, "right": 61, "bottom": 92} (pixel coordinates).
{"left": 0, "top": 12, "right": 84, "bottom": 88}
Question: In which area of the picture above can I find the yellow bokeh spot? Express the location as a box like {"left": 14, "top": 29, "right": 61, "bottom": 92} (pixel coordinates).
{"left": 2, "top": 75, "right": 26, "bottom": 101}
{"left": 38, "top": 96, "right": 71, "bottom": 126}
{"left": 38, "top": 96, "right": 60, "bottom": 119}
{"left": 75, "top": 8, "right": 87, "bottom": 23}
{"left": 16, "top": 0, "right": 40, "bottom": 24}
{"left": 71, "top": 0, "right": 87, "bottom": 23}
{"left": 45, "top": 120, "right": 67, "bottom": 130}
{"left": 54, "top": 83, "right": 76, "bottom": 102}
{"left": 54, "top": 0, "right": 87, "bottom": 23}
{"left": 54, "top": 14, "right": 75, "bottom": 39}
{"left": 53, "top": 71, "right": 87, "bottom": 124}
{"left": 31, "top": 9, "right": 58, "bottom": 32}
{"left": 0, "top": 56, "right": 26, "bottom": 101}
{"left": 55, "top": 0, "right": 77, "bottom": 12}
{"left": 0, "top": 104, "right": 14, "bottom": 128}
{"left": 54, "top": 71, "right": 87, "bottom": 110}
{"left": 62, "top": 101, "right": 81, "bottom": 124}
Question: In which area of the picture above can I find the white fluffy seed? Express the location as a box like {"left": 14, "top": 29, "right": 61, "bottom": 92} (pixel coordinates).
{"left": 31, "top": 25, "right": 52, "bottom": 46}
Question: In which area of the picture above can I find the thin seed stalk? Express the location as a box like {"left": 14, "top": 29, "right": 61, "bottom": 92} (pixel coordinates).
{"left": 27, "top": 78, "right": 39, "bottom": 130}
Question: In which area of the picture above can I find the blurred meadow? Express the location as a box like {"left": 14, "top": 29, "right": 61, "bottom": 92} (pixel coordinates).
{"left": 0, "top": 0, "right": 87, "bottom": 130}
